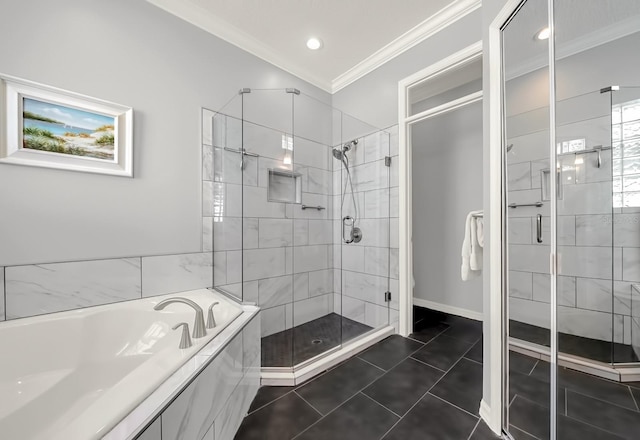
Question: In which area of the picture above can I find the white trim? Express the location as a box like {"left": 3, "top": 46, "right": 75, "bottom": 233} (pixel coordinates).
{"left": 406, "top": 90, "right": 482, "bottom": 125}
{"left": 397, "top": 41, "right": 483, "bottom": 339}
{"left": 487, "top": 0, "right": 526, "bottom": 435}
{"left": 260, "top": 326, "right": 394, "bottom": 386}
{"left": 332, "top": 0, "right": 481, "bottom": 93}
{"left": 146, "top": 0, "right": 480, "bottom": 94}
{"left": 479, "top": 399, "right": 492, "bottom": 429}
{"left": 413, "top": 298, "right": 483, "bottom": 321}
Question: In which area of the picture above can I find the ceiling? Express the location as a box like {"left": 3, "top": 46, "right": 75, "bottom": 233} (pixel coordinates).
{"left": 147, "top": 0, "right": 480, "bottom": 93}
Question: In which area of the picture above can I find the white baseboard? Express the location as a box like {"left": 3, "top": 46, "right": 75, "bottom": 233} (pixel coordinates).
{"left": 479, "top": 399, "right": 502, "bottom": 435}
{"left": 413, "top": 297, "right": 483, "bottom": 321}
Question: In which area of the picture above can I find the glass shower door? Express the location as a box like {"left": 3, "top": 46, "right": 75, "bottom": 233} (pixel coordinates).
{"left": 242, "top": 89, "right": 296, "bottom": 368}
{"left": 338, "top": 113, "right": 391, "bottom": 346}
{"left": 502, "top": 0, "right": 554, "bottom": 438}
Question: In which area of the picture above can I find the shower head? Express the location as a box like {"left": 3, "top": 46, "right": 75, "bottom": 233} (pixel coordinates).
{"left": 333, "top": 139, "right": 358, "bottom": 161}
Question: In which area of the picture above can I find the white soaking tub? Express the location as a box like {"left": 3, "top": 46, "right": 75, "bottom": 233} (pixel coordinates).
{"left": 0, "top": 289, "right": 252, "bottom": 440}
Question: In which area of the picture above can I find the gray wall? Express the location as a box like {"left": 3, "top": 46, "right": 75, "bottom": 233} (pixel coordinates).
{"left": 0, "top": 0, "right": 329, "bottom": 267}
{"left": 332, "top": 9, "right": 482, "bottom": 129}
{"left": 411, "top": 101, "right": 483, "bottom": 313}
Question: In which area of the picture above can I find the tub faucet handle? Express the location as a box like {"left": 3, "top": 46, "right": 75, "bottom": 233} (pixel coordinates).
{"left": 207, "top": 302, "right": 219, "bottom": 329}
{"left": 154, "top": 297, "right": 207, "bottom": 339}
{"left": 172, "top": 322, "right": 192, "bottom": 349}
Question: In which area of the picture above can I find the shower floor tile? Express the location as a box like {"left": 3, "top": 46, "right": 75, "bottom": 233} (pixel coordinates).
{"left": 261, "top": 313, "right": 372, "bottom": 367}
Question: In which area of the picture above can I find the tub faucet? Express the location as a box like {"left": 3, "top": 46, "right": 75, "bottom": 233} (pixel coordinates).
{"left": 172, "top": 322, "right": 192, "bottom": 349}
{"left": 207, "top": 302, "right": 219, "bottom": 329}
{"left": 154, "top": 297, "right": 207, "bottom": 338}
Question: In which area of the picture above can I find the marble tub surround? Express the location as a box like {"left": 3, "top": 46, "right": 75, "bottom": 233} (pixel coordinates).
{"left": 0, "top": 289, "right": 253, "bottom": 440}
{"left": 105, "top": 302, "right": 260, "bottom": 440}
{"left": 0, "top": 252, "right": 214, "bottom": 321}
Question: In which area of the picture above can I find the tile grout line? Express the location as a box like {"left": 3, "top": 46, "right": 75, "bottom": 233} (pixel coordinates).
{"left": 628, "top": 385, "right": 640, "bottom": 412}
{"left": 293, "top": 390, "right": 325, "bottom": 417}
{"left": 466, "top": 418, "right": 482, "bottom": 440}
{"left": 379, "top": 349, "right": 475, "bottom": 439}
{"left": 408, "top": 355, "right": 448, "bottom": 373}
{"left": 510, "top": 424, "right": 543, "bottom": 440}
{"left": 427, "top": 391, "right": 480, "bottom": 420}
{"left": 292, "top": 352, "right": 405, "bottom": 439}
{"left": 357, "top": 356, "right": 389, "bottom": 372}
{"left": 246, "top": 389, "right": 295, "bottom": 416}
{"left": 359, "top": 390, "right": 402, "bottom": 418}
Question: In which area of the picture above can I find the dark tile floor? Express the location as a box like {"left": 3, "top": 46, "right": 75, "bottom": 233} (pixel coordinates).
{"left": 508, "top": 350, "right": 640, "bottom": 439}
{"left": 235, "top": 307, "right": 497, "bottom": 440}
{"left": 510, "top": 319, "right": 638, "bottom": 363}
{"left": 238, "top": 307, "right": 640, "bottom": 439}
{"left": 261, "top": 313, "right": 372, "bottom": 367}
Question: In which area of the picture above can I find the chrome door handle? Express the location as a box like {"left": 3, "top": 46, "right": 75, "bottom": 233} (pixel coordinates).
{"left": 536, "top": 214, "right": 543, "bottom": 243}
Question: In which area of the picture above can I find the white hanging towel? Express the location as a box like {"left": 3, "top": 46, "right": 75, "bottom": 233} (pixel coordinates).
{"left": 461, "top": 210, "right": 484, "bottom": 281}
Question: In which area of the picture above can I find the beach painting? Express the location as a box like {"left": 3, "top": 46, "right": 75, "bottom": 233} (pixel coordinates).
{"left": 22, "top": 98, "right": 116, "bottom": 161}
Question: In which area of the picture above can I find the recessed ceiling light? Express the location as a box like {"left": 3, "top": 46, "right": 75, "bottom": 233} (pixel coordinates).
{"left": 536, "top": 27, "right": 550, "bottom": 40}
{"left": 306, "top": 37, "right": 322, "bottom": 50}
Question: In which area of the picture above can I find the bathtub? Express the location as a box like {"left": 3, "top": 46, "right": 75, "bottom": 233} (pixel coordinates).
{"left": 0, "top": 288, "right": 257, "bottom": 440}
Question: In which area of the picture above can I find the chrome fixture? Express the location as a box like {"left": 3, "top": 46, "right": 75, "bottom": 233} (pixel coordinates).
{"left": 333, "top": 139, "right": 363, "bottom": 244}
{"left": 223, "top": 147, "right": 259, "bottom": 170}
{"left": 342, "top": 215, "right": 362, "bottom": 244}
{"left": 301, "top": 205, "right": 325, "bottom": 211}
{"left": 536, "top": 214, "right": 543, "bottom": 243}
{"left": 154, "top": 297, "right": 207, "bottom": 338}
{"left": 172, "top": 322, "right": 193, "bottom": 349}
{"left": 508, "top": 201, "right": 543, "bottom": 208}
{"left": 207, "top": 302, "right": 219, "bottom": 329}
{"left": 506, "top": 144, "right": 514, "bottom": 152}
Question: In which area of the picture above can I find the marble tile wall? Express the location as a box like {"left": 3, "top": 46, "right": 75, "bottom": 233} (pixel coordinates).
{"left": 210, "top": 114, "right": 335, "bottom": 338}
{"left": 139, "top": 313, "right": 260, "bottom": 440}
{"left": 333, "top": 126, "right": 400, "bottom": 331}
{"left": 507, "top": 108, "right": 640, "bottom": 345}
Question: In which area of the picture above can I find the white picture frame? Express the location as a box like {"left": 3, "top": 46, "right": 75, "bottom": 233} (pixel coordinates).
{"left": 0, "top": 74, "right": 133, "bottom": 177}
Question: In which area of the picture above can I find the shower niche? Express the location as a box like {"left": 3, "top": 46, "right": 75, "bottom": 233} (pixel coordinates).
{"left": 204, "top": 88, "right": 393, "bottom": 379}
{"left": 267, "top": 169, "right": 302, "bottom": 204}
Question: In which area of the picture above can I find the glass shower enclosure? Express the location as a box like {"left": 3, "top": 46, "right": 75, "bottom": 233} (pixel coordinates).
{"left": 502, "top": 0, "right": 640, "bottom": 438}
{"left": 203, "top": 88, "right": 392, "bottom": 371}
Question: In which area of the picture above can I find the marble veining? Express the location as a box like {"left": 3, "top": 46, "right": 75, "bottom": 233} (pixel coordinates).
{"left": 142, "top": 253, "right": 213, "bottom": 298}
{"left": 5, "top": 258, "right": 141, "bottom": 319}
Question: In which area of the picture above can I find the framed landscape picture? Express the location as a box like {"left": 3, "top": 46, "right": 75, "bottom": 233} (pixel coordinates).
{"left": 0, "top": 74, "right": 133, "bottom": 176}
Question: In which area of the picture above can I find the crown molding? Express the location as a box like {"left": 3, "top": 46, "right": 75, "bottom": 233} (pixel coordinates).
{"left": 148, "top": 0, "right": 481, "bottom": 95}
{"left": 330, "top": 0, "right": 482, "bottom": 93}
{"left": 506, "top": 15, "right": 640, "bottom": 81}
{"left": 146, "top": 0, "right": 333, "bottom": 92}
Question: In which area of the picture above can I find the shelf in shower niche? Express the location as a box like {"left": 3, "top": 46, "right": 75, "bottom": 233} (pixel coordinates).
{"left": 267, "top": 169, "right": 302, "bottom": 204}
